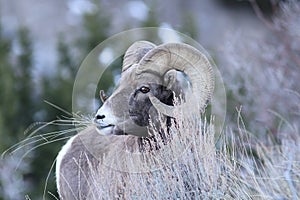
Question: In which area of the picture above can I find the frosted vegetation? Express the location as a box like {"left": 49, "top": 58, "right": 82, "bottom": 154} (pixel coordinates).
{"left": 0, "top": 1, "right": 299, "bottom": 199}
{"left": 60, "top": 105, "right": 299, "bottom": 199}
{"left": 223, "top": 1, "right": 300, "bottom": 139}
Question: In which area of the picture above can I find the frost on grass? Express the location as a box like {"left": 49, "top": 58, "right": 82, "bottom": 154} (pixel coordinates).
{"left": 224, "top": 110, "right": 300, "bottom": 200}
{"left": 223, "top": 0, "right": 300, "bottom": 138}
{"left": 0, "top": 149, "right": 32, "bottom": 200}
{"left": 0, "top": 111, "right": 92, "bottom": 200}
{"left": 71, "top": 106, "right": 232, "bottom": 199}
{"left": 218, "top": 2, "right": 300, "bottom": 197}
{"left": 2, "top": 102, "right": 298, "bottom": 200}
{"left": 64, "top": 102, "right": 299, "bottom": 199}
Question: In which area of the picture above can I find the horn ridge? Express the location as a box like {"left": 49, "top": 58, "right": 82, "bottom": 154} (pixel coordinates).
{"left": 136, "top": 42, "right": 215, "bottom": 117}
{"left": 122, "top": 41, "right": 156, "bottom": 72}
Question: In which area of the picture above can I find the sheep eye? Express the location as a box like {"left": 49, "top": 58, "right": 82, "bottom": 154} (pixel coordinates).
{"left": 139, "top": 86, "right": 150, "bottom": 93}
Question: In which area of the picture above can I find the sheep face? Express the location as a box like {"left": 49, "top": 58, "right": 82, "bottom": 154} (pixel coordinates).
{"left": 95, "top": 68, "right": 148, "bottom": 136}
{"left": 95, "top": 67, "right": 176, "bottom": 137}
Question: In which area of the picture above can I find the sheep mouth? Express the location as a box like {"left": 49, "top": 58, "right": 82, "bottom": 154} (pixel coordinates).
{"left": 100, "top": 124, "right": 114, "bottom": 128}
{"left": 94, "top": 120, "right": 114, "bottom": 129}
{"left": 94, "top": 122, "right": 115, "bottom": 136}
{"left": 98, "top": 124, "right": 114, "bottom": 129}
{"left": 94, "top": 124, "right": 116, "bottom": 136}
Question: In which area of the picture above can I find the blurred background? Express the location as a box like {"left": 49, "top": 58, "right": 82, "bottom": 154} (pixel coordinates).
{"left": 0, "top": 0, "right": 299, "bottom": 199}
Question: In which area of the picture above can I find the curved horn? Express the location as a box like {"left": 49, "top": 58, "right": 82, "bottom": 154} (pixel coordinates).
{"left": 136, "top": 43, "right": 214, "bottom": 117}
{"left": 122, "top": 41, "right": 156, "bottom": 72}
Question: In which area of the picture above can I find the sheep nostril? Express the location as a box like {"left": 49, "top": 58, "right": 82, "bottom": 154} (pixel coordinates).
{"left": 96, "top": 114, "right": 105, "bottom": 120}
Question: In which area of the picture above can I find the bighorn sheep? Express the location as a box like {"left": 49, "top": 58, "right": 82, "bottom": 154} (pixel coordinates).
{"left": 56, "top": 41, "right": 214, "bottom": 199}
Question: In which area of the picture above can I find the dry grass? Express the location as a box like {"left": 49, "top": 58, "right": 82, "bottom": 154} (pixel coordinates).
{"left": 3, "top": 107, "right": 298, "bottom": 199}
{"left": 67, "top": 104, "right": 299, "bottom": 199}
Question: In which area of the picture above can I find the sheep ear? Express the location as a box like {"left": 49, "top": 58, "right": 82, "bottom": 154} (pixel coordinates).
{"left": 163, "top": 69, "right": 177, "bottom": 90}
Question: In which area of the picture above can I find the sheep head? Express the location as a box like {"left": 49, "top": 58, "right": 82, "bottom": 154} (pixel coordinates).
{"left": 94, "top": 41, "right": 214, "bottom": 137}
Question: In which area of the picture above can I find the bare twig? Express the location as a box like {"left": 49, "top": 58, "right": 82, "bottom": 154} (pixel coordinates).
{"left": 249, "top": 0, "right": 275, "bottom": 30}
{"left": 249, "top": 0, "right": 300, "bottom": 68}
{"left": 270, "top": 0, "right": 279, "bottom": 13}
{"left": 283, "top": 146, "right": 298, "bottom": 200}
